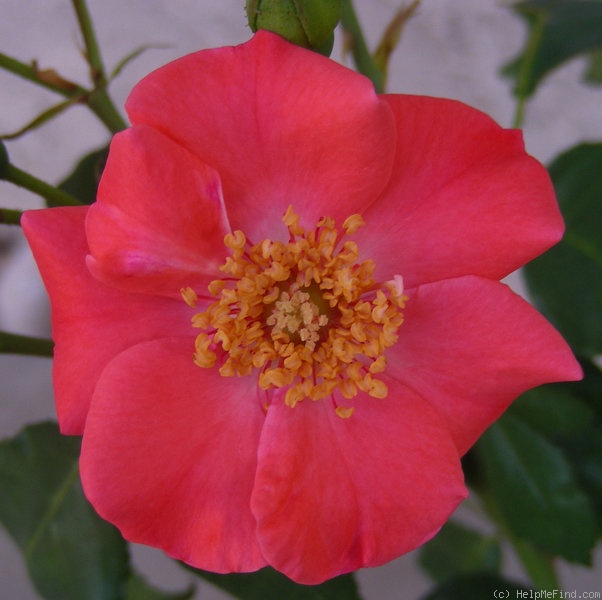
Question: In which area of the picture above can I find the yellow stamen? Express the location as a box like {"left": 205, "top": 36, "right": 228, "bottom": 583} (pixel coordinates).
{"left": 180, "top": 287, "right": 198, "bottom": 308}
{"left": 343, "top": 214, "right": 365, "bottom": 234}
{"left": 335, "top": 406, "right": 355, "bottom": 419}
{"left": 185, "top": 206, "right": 407, "bottom": 417}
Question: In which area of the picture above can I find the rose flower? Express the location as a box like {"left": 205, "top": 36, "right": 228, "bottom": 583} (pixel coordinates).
{"left": 22, "top": 31, "right": 581, "bottom": 584}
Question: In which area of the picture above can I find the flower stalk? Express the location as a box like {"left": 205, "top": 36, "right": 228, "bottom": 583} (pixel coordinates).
{"left": 0, "top": 51, "right": 126, "bottom": 135}
{"left": 1, "top": 163, "right": 82, "bottom": 207}
{"left": 71, "top": 0, "right": 107, "bottom": 85}
{"left": 86, "top": 88, "right": 128, "bottom": 133}
{"left": 71, "top": 0, "right": 128, "bottom": 132}
{"left": 0, "top": 331, "right": 53, "bottom": 357}
{"left": 0, "top": 0, "right": 127, "bottom": 135}
{"left": 340, "top": 0, "right": 385, "bottom": 92}
{"left": 0, "top": 207, "right": 23, "bottom": 225}
{"left": 512, "top": 11, "right": 547, "bottom": 128}
{"left": 0, "top": 52, "right": 85, "bottom": 97}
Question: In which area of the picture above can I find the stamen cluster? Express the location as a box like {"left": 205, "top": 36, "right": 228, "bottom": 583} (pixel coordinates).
{"left": 182, "top": 206, "right": 406, "bottom": 417}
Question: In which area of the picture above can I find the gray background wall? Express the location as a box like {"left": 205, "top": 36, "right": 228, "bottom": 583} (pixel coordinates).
{"left": 1, "top": 1, "right": 601, "bottom": 598}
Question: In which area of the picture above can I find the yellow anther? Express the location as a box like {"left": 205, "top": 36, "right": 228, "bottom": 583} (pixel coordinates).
{"left": 191, "top": 313, "right": 210, "bottom": 329}
{"left": 184, "top": 206, "right": 405, "bottom": 418}
{"left": 368, "top": 378, "right": 388, "bottom": 399}
{"left": 283, "top": 352, "right": 302, "bottom": 371}
{"left": 252, "top": 342, "right": 276, "bottom": 368}
{"left": 310, "top": 379, "right": 338, "bottom": 400}
{"left": 265, "top": 262, "right": 290, "bottom": 281}
{"left": 343, "top": 214, "right": 365, "bottom": 234}
{"left": 283, "top": 205, "right": 305, "bottom": 236}
{"left": 371, "top": 302, "right": 388, "bottom": 324}
{"left": 335, "top": 406, "right": 355, "bottom": 419}
{"left": 339, "top": 378, "right": 357, "bottom": 400}
{"left": 224, "top": 230, "right": 246, "bottom": 251}
{"left": 237, "top": 277, "right": 258, "bottom": 295}
{"left": 369, "top": 355, "right": 387, "bottom": 374}
{"left": 208, "top": 279, "right": 227, "bottom": 296}
{"left": 180, "top": 287, "right": 199, "bottom": 308}
{"left": 259, "top": 368, "right": 289, "bottom": 389}
{"left": 386, "top": 274, "right": 405, "bottom": 301}
{"left": 260, "top": 239, "right": 272, "bottom": 259}
{"left": 285, "top": 385, "right": 305, "bottom": 408}
{"left": 350, "top": 321, "right": 367, "bottom": 343}
{"left": 193, "top": 333, "right": 216, "bottom": 368}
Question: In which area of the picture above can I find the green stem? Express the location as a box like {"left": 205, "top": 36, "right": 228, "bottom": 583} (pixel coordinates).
{"left": 0, "top": 52, "right": 86, "bottom": 97}
{"left": 512, "top": 12, "right": 547, "bottom": 128}
{"left": 0, "top": 207, "right": 23, "bottom": 225}
{"left": 0, "top": 12, "right": 127, "bottom": 134}
{"left": 340, "top": 0, "right": 385, "bottom": 93}
{"left": 71, "top": 0, "right": 127, "bottom": 132}
{"left": 71, "top": 0, "right": 106, "bottom": 84}
{"left": 87, "top": 88, "right": 128, "bottom": 133}
{"left": 0, "top": 331, "right": 53, "bottom": 357}
{"left": 2, "top": 164, "right": 82, "bottom": 207}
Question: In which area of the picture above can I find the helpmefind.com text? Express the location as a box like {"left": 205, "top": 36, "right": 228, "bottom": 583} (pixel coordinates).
{"left": 493, "top": 591, "right": 600, "bottom": 599}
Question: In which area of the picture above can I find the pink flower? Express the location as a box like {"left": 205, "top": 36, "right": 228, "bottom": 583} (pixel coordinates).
{"left": 22, "top": 31, "right": 581, "bottom": 584}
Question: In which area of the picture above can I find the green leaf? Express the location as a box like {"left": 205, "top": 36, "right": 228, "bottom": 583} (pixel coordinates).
{"left": 584, "top": 48, "right": 602, "bottom": 84}
{"left": 420, "top": 573, "right": 531, "bottom": 600}
{"left": 186, "top": 566, "right": 362, "bottom": 600}
{"left": 1, "top": 97, "right": 80, "bottom": 141}
{"left": 504, "top": 0, "right": 602, "bottom": 97}
{"left": 57, "top": 146, "right": 108, "bottom": 205}
{"left": 573, "top": 358, "right": 602, "bottom": 421}
{"left": 419, "top": 520, "right": 501, "bottom": 583}
{"left": 474, "top": 414, "right": 597, "bottom": 564}
{"left": 0, "top": 422, "right": 130, "bottom": 600}
{"left": 554, "top": 360, "right": 602, "bottom": 521}
{"left": 373, "top": 0, "right": 420, "bottom": 89}
{"left": 509, "top": 362, "right": 602, "bottom": 542}
{"left": 508, "top": 535, "right": 560, "bottom": 591}
{"left": 124, "top": 573, "right": 195, "bottom": 600}
{"left": 524, "top": 143, "right": 602, "bottom": 358}
{"left": 564, "top": 433, "right": 602, "bottom": 521}
{"left": 110, "top": 45, "right": 170, "bottom": 81}
{"left": 508, "top": 383, "right": 595, "bottom": 439}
